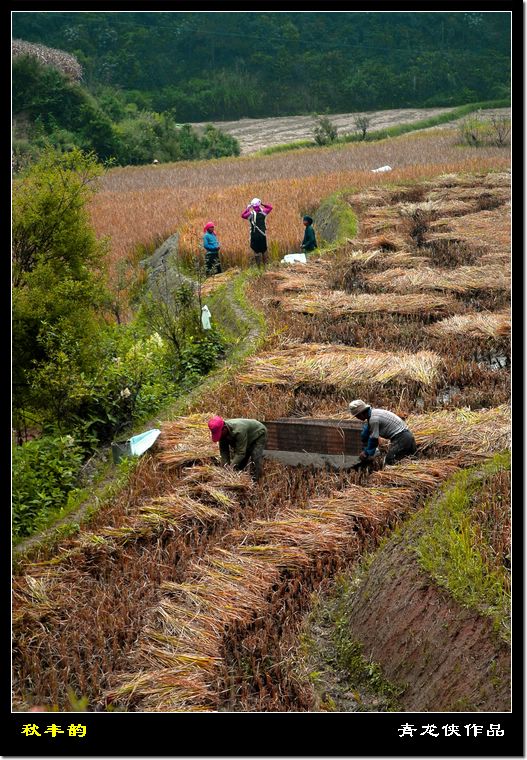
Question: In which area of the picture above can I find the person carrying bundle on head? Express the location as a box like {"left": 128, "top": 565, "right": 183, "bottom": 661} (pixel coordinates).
{"left": 241, "top": 197, "right": 273, "bottom": 268}
{"left": 202, "top": 221, "right": 222, "bottom": 276}
{"left": 348, "top": 399, "right": 417, "bottom": 466}
{"left": 208, "top": 415, "right": 268, "bottom": 482}
{"left": 300, "top": 215, "right": 318, "bottom": 254}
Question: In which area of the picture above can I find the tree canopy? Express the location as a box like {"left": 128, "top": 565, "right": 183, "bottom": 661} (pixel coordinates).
{"left": 12, "top": 11, "right": 510, "bottom": 121}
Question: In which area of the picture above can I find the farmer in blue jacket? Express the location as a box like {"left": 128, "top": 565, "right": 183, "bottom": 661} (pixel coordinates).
{"left": 202, "top": 221, "right": 222, "bottom": 276}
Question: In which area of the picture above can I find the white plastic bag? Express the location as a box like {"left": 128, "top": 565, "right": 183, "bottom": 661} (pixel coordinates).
{"left": 280, "top": 253, "right": 307, "bottom": 265}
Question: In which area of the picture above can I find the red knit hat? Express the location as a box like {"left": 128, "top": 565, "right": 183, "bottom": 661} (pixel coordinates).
{"left": 203, "top": 221, "right": 215, "bottom": 232}
{"left": 208, "top": 416, "right": 225, "bottom": 442}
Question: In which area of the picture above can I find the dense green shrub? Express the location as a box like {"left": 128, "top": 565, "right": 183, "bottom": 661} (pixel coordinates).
{"left": 178, "top": 330, "right": 226, "bottom": 384}
{"left": 12, "top": 435, "right": 84, "bottom": 539}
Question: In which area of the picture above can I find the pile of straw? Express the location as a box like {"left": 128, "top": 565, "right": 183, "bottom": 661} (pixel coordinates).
{"left": 369, "top": 456, "right": 479, "bottom": 493}
{"left": 264, "top": 265, "right": 329, "bottom": 293}
{"left": 408, "top": 404, "right": 510, "bottom": 455}
{"left": 366, "top": 264, "right": 511, "bottom": 293}
{"left": 156, "top": 414, "right": 218, "bottom": 467}
{"left": 181, "top": 464, "right": 255, "bottom": 492}
{"left": 106, "top": 479, "right": 419, "bottom": 711}
{"left": 426, "top": 311, "right": 511, "bottom": 338}
{"left": 281, "top": 290, "right": 456, "bottom": 317}
{"left": 237, "top": 344, "right": 442, "bottom": 387}
{"left": 200, "top": 268, "right": 241, "bottom": 297}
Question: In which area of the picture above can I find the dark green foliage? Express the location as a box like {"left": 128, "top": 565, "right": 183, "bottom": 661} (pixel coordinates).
{"left": 313, "top": 115, "right": 338, "bottom": 146}
{"left": 12, "top": 55, "right": 117, "bottom": 161}
{"left": 178, "top": 330, "right": 226, "bottom": 384}
{"left": 12, "top": 435, "right": 84, "bottom": 538}
{"left": 12, "top": 12, "right": 511, "bottom": 120}
{"left": 12, "top": 148, "right": 109, "bottom": 436}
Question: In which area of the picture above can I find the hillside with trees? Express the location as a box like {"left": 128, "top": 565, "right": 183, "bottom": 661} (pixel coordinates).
{"left": 12, "top": 42, "right": 240, "bottom": 169}
{"left": 12, "top": 11, "right": 510, "bottom": 121}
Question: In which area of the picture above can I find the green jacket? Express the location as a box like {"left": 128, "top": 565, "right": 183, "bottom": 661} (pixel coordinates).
{"left": 219, "top": 418, "right": 267, "bottom": 468}
{"left": 301, "top": 224, "right": 317, "bottom": 252}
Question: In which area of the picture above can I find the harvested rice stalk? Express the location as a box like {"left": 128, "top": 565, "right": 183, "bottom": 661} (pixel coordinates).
{"left": 237, "top": 345, "right": 442, "bottom": 388}
{"left": 408, "top": 405, "right": 510, "bottom": 454}
{"left": 369, "top": 456, "right": 467, "bottom": 492}
{"left": 139, "top": 494, "right": 230, "bottom": 524}
{"left": 281, "top": 290, "right": 456, "bottom": 317}
{"left": 367, "top": 265, "right": 511, "bottom": 293}
{"left": 200, "top": 268, "right": 241, "bottom": 297}
{"left": 264, "top": 264, "right": 329, "bottom": 293}
{"left": 157, "top": 413, "right": 218, "bottom": 467}
{"left": 309, "top": 486, "right": 416, "bottom": 521}
{"left": 231, "top": 515, "right": 349, "bottom": 553}
{"left": 180, "top": 464, "right": 254, "bottom": 491}
{"left": 237, "top": 544, "right": 311, "bottom": 568}
{"left": 186, "top": 483, "right": 238, "bottom": 507}
{"left": 426, "top": 311, "right": 511, "bottom": 338}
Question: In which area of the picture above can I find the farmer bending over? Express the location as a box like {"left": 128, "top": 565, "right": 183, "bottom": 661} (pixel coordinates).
{"left": 348, "top": 399, "right": 417, "bottom": 466}
{"left": 208, "top": 416, "right": 268, "bottom": 481}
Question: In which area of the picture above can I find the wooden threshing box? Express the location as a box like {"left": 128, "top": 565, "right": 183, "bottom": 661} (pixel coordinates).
{"left": 264, "top": 417, "right": 363, "bottom": 470}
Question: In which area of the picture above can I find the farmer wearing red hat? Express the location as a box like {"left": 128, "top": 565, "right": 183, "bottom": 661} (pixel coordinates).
{"left": 202, "top": 222, "right": 222, "bottom": 276}
{"left": 208, "top": 416, "right": 267, "bottom": 481}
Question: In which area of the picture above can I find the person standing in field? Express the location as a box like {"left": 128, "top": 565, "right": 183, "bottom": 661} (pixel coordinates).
{"left": 241, "top": 197, "right": 273, "bottom": 268}
{"left": 202, "top": 221, "right": 222, "bottom": 276}
{"left": 300, "top": 215, "right": 318, "bottom": 254}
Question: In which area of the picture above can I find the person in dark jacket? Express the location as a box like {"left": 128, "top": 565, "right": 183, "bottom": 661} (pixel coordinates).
{"left": 300, "top": 215, "right": 318, "bottom": 253}
{"left": 208, "top": 415, "right": 267, "bottom": 481}
{"left": 241, "top": 198, "right": 273, "bottom": 268}
{"left": 348, "top": 399, "right": 417, "bottom": 465}
{"left": 202, "top": 221, "right": 222, "bottom": 276}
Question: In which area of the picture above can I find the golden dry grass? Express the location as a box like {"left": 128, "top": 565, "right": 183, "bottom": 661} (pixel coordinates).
{"left": 200, "top": 268, "right": 241, "bottom": 297}
{"left": 409, "top": 404, "right": 510, "bottom": 454}
{"left": 280, "top": 290, "right": 457, "bottom": 317}
{"left": 88, "top": 130, "right": 509, "bottom": 277}
{"left": 366, "top": 264, "right": 510, "bottom": 293}
{"left": 237, "top": 343, "right": 443, "bottom": 387}
{"left": 425, "top": 311, "right": 511, "bottom": 338}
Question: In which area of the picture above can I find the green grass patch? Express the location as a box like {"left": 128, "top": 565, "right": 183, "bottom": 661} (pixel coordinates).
{"left": 302, "top": 574, "right": 404, "bottom": 711}
{"left": 413, "top": 451, "right": 510, "bottom": 642}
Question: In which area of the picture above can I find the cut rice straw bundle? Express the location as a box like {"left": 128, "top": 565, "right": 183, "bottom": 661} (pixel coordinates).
{"left": 264, "top": 266, "right": 328, "bottom": 294}
{"left": 186, "top": 483, "right": 239, "bottom": 507}
{"left": 139, "top": 493, "right": 230, "bottom": 524}
{"left": 408, "top": 404, "right": 510, "bottom": 454}
{"left": 237, "top": 344, "right": 442, "bottom": 387}
{"left": 238, "top": 544, "right": 311, "bottom": 568}
{"left": 367, "top": 265, "right": 511, "bottom": 293}
{"left": 369, "top": 456, "right": 468, "bottom": 492}
{"left": 231, "top": 513, "right": 350, "bottom": 553}
{"left": 107, "top": 666, "right": 215, "bottom": 711}
{"left": 200, "top": 267, "right": 241, "bottom": 297}
{"left": 157, "top": 413, "right": 218, "bottom": 467}
{"left": 425, "top": 311, "right": 511, "bottom": 338}
{"left": 281, "top": 290, "right": 456, "bottom": 317}
{"left": 180, "top": 464, "right": 254, "bottom": 492}
{"left": 309, "top": 486, "right": 416, "bottom": 521}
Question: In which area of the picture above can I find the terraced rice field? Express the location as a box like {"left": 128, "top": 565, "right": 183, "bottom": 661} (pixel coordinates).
{"left": 13, "top": 168, "right": 510, "bottom": 712}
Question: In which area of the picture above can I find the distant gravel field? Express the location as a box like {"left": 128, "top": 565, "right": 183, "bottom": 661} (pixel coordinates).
{"left": 192, "top": 107, "right": 511, "bottom": 154}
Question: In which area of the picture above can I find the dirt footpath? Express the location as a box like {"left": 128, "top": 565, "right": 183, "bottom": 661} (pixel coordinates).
{"left": 192, "top": 107, "right": 510, "bottom": 154}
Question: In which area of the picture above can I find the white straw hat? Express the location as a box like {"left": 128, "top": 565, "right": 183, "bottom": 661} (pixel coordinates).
{"left": 349, "top": 399, "right": 370, "bottom": 417}
{"left": 250, "top": 197, "right": 261, "bottom": 206}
